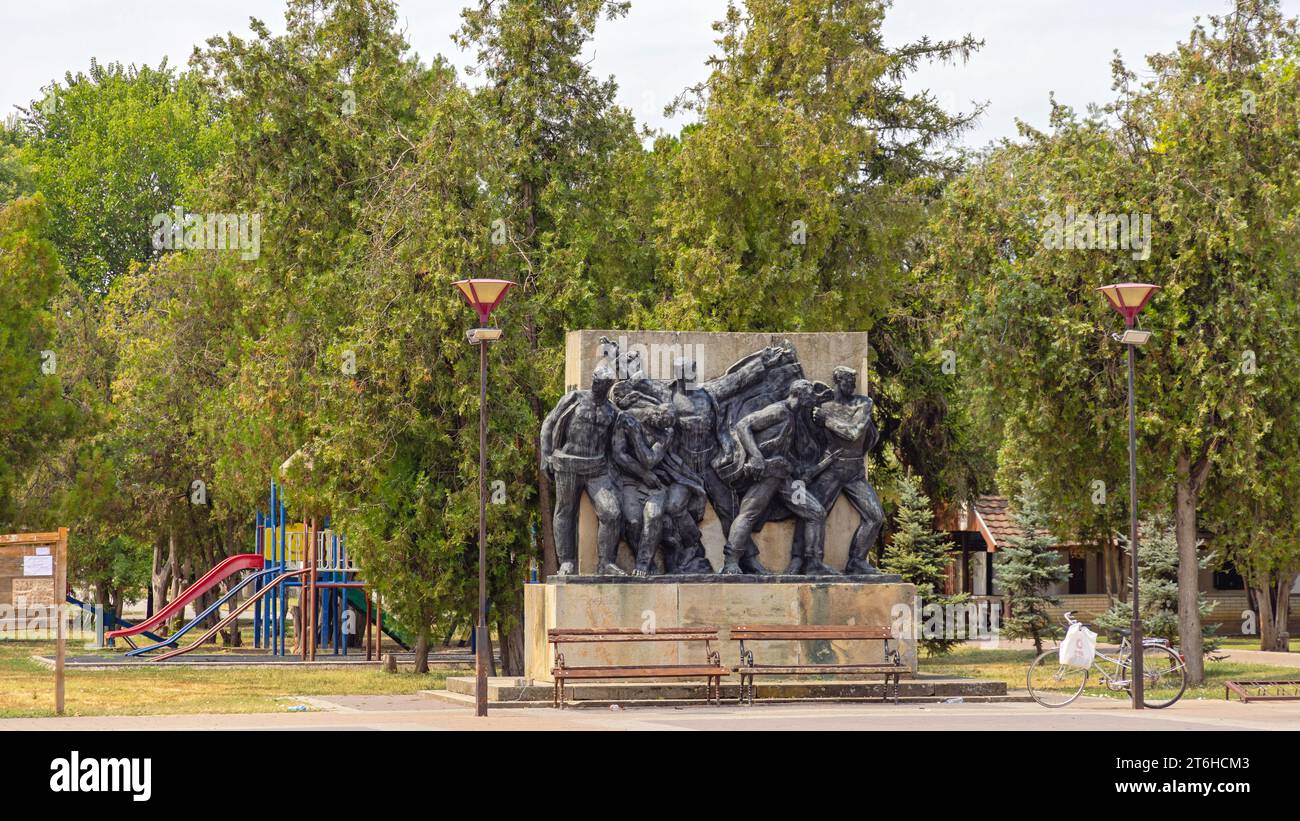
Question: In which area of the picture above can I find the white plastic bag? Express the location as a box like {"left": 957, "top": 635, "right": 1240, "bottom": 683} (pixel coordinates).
{"left": 1058, "top": 623, "right": 1097, "bottom": 668}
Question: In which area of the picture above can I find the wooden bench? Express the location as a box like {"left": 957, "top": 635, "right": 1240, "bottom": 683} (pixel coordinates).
{"left": 548, "top": 627, "right": 729, "bottom": 708}
{"left": 730, "top": 624, "right": 909, "bottom": 704}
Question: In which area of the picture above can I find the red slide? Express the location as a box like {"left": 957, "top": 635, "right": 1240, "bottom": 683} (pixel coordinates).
{"left": 105, "top": 553, "right": 265, "bottom": 640}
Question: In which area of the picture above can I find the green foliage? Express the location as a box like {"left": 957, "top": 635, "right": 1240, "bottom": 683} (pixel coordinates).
{"left": 1095, "top": 514, "right": 1218, "bottom": 652}
{"left": 20, "top": 59, "right": 227, "bottom": 292}
{"left": 882, "top": 473, "right": 967, "bottom": 655}
{"left": 932, "top": 0, "right": 1300, "bottom": 674}
{"left": 651, "top": 0, "right": 988, "bottom": 505}
{"left": 9, "top": 0, "right": 1299, "bottom": 676}
{"left": 994, "top": 480, "right": 1069, "bottom": 654}
{"left": 0, "top": 196, "right": 77, "bottom": 527}
{"left": 0, "top": 118, "right": 34, "bottom": 203}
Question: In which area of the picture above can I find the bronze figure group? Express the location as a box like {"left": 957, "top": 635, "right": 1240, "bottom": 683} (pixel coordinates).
{"left": 540, "top": 341, "right": 884, "bottom": 577}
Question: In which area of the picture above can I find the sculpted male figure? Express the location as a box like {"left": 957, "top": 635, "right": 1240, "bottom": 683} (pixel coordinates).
{"left": 611, "top": 404, "right": 709, "bottom": 576}
{"left": 540, "top": 365, "right": 623, "bottom": 576}
{"left": 722, "top": 379, "right": 831, "bottom": 575}
{"left": 788, "top": 366, "right": 884, "bottom": 575}
{"left": 620, "top": 347, "right": 786, "bottom": 574}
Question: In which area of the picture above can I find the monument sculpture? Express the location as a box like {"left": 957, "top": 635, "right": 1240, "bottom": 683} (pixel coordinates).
{"left": 719, "top": 379, "right": 831, "bottom": 575}
{"left": 788, "top": 365, "right": 883, "bottom": 575}
{"left": 541, "top": 340, "right": 887, "bottom": 578}
{"left": 539, "top": 363, "right": 624, "bottom": 576}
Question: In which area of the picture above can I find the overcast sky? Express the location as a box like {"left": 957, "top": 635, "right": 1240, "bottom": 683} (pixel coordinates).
{"left": 3, "top": 0, "right": 1295, "bottom": 150}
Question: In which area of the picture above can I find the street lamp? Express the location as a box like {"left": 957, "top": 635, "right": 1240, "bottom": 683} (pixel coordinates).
{"left": 453, "top": 277, "right": 514, "bottom": 717}
{"left": 1097, "top": 282, "right": 1158, "bottom": 710}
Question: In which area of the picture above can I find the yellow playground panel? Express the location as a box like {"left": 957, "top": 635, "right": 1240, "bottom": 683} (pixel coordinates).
{"left": 263, "top": 523, "right": 308, "bottom": 563}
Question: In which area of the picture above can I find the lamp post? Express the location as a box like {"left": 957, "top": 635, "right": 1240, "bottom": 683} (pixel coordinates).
{"left": 1097, "top": 282, "right": 1159, "bottom": 710}
{"left": 453, "top": 277, "right": 514, "bottom": 718}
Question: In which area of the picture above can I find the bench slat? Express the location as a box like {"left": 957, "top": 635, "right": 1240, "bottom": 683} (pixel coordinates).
{"left": 732, "top": 664, "right": 909, "bottom": 674}
{"left": 553, "top": 666, "right": 729, "bottom": 679}
{"left": 549, "top": 633, "right": 719, "bottom": 644}
{"left": 731, "top": 624, "right": 892, "bottom": 640}
{"left": 543, "top": 631, "right": 717, "bottom": 639}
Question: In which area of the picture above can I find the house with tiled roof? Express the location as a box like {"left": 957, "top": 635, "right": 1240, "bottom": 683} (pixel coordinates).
{"left": 939, "top": 494, "right": 1300, "bottom": 634}
{"left": 939, "top": 494, "right": 1107, "bottom": 599}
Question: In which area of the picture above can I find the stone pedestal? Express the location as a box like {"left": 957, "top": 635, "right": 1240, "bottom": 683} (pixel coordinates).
{"left": 524, "top": 579, "right": 916, "bottom": 683}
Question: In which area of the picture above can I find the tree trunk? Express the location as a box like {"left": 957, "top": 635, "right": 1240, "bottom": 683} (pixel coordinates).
{"left": 1101, "top": 534, "right": 1114, "bottom": 601}
{"left": 412, "top": 632, "right": 430, "bottom": 673}
{"left": 171, "top": 531, "right": 189, "bottom": 634}
{"left": 1254, "top": 581, "right": 1278, "bottom": 651}
{"left": 150, "top": 535, "right": 173, "bottom": 619}
{"left": 1174, "top": 452, "right": 1205, "bottom": 685}
{"left": 537, "top": 457, "right": 557, "bottom": 579}
{"left": 1275, "top": 577, "right": 1294, "bottom": 652}
{"left": 1256, "top": 573, "right": 1296, "bottom": 652}
{"left": 497, "top": 584, "right": 527, "bottom": 677}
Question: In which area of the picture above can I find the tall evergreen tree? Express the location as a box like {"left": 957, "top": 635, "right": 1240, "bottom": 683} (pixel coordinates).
{"left": 994, "top": 480, "right": 1069, "bottom": 654}
{"left": 0, "top": 196, "right": 76, "bottom": 527}
{"left": 881, "top": 473, "right": 966, "bottom": 655}
{"left": 653, "top": 0, "right": 988, "bottom": 505}
{"left": 1096, "top": 514, "right": 1217, "bottom": 651}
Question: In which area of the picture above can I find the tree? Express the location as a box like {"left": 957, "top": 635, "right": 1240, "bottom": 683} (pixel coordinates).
{"left": 0, "top": 118, "right": 34, "bottom": 203}
{"left": 652, "top": 0, "right": 988, "bottom": 507}
{"left": 304, "top": 59, "right": 520, "bottom": 673}
{"left": 1095, "top": 514, "right": 1218, "bottom": 652}
{"left": 1203, "top": 375, "right": 1300, "bottom": 651}
{"left": 19, "top": 59, "right": 226, "bottom": 292}
{"left": 994, "top": 481, "right": 1069, "bottom": 654}
{"left": 450, "top": 0, "right": 658, "bottom": 669}
{"left": 0, "top": 196, "right": 76, "bottom": 528}
{"left": 881, "top": 473, "right": 967, "bottom": 655}
{"left": 934, "top": 0, "right": 1300, "bottom": 683}
{"left": 187, "top": 0, "right": 439, "bottom": 660}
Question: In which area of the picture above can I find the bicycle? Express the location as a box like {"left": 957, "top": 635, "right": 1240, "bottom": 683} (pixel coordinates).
{"left": 1026, "top": 612, "right": 1188, "bottom": 708}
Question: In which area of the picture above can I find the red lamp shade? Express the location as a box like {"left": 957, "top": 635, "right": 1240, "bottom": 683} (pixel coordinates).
{"left": 1097, "top": 283, "right": 1159, "bottom": 326}
{"left": 453, "top": 279, "right": 514, "bottom": 325}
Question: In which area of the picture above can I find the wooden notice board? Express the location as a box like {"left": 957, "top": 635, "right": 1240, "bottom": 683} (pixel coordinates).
{"left": 0, "top": 529, "right": 69, "bottom": 714}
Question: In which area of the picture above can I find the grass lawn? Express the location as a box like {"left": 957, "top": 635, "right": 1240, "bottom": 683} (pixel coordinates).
{"left": 1215, "top": 636, "right": 1299, "bottom": 652}
{"left": 920, "top": 644, "right": 1300, "bottom": 702}
{"left": 0, "top": 640, "right": 466, "bottom": 719}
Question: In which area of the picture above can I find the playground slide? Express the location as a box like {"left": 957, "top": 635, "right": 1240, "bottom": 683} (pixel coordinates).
{"left": 124, "top": 566, "right": 284, "bottom": 656}
{"left": 150, "top": 569, "right": 308, "bottom": 662}
{"left": 64, "top": 594, "right": 167, "bottom": 644}
{"left": 344, "top": 587, "right": 412, "bottom": 651}
{"left": 105, "top": 553, "right": 265, "bottom": 641}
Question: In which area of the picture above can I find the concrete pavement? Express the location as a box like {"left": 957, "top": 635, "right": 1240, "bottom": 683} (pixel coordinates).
{"left": 3, "top": 692, "right": 1299, "bottom": 731}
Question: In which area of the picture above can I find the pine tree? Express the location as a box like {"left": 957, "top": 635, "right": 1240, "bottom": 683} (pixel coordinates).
{"left": 995, "top": 480, "right": 1069, "bottom": 654}
{"left": 882, "top": 473, "right": 967, "bottom": 656}
{"left": 1096, "top": 514, "right": 1218, "bottom": 651}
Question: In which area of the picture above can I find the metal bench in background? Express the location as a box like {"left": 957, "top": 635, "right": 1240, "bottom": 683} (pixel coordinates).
{"left": 730, "top": 624, "right": 909, "bottom": 705}
{"left": 548, "top": 627, "right": 729, "bottom": 708}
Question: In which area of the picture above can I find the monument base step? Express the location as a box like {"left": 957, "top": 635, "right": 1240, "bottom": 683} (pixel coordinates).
{"left": 430, "top": 675, "right": 1017, "bottom": 707}
{"left": 546, "top": 573, "right": 902, "bottom": 584}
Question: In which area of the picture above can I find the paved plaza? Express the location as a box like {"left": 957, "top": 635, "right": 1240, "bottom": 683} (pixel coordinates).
{"left": 3, "top": 693, "right": 1298, "bottom": 731}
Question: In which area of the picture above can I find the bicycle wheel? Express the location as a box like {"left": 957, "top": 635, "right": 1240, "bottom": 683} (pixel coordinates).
{"left": 1134, "top": 644, "right": 1187, "bottom": 708}
{"left": 1027, "top": 649, "right": 1089, "bottom": 707}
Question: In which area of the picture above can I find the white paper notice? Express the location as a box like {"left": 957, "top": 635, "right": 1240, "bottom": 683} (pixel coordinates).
{"left": 35, "top": 547, "right": 50, "bottom": 555}
{"left": 23, "top": 555, "right": 53, "bottom": 577}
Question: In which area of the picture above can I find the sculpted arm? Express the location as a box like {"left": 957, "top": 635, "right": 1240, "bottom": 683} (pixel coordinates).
{"left": 821, "top": 398, "right": 874, "bottom": 441}
{"left": 540, "top": 392, "right": 580, "bottom": 472}
{"left": 735, "top": 403, "right": 785, "bottom": 464}
{"left": 613, "top": 418, "right": 661, "bottom": 487}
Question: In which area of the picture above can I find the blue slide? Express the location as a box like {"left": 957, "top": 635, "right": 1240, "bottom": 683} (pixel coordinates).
{"left": 65, "top": 595, "right": 167, "bottom": 644}
{"left": 124, "top": 565, "right": 284, "bottom": 656}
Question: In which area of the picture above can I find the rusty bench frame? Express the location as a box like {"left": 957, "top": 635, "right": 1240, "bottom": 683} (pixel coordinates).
{"left": 548, "top": 627, "right": 728, "bottom": 708}
{"left": 730, "top": 624, "right": 909, "bottom": 704}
